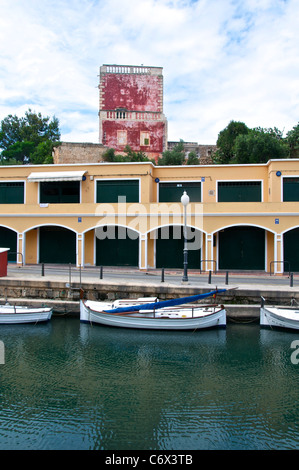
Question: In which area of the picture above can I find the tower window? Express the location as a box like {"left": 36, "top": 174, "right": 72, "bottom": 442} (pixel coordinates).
{"left": 140, "top": 131, "right": 150, "bottom": 146}
{"left": 117, "top": 130, "right": 127, "bottom": 145}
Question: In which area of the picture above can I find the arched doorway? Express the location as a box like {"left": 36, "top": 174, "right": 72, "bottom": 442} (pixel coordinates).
{"left": 155, "top": 226, "right": 202, "bottom": 269}
{"left": 284, "top": 228, "right": 299, "bottom": 273}
{"left": 95, "top": 226, "right": 139, "bottom": 267}
{"left": 39, "top": 226, "right": 76, "bottom": 264}
{"left": 218, "top": 226, "right": 265, "bottom": 270}
{"left": 0, "top": 226, "right": 17, "bottom": 262}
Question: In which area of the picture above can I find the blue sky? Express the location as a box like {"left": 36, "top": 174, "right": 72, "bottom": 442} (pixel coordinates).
{"left": 0, "top": 0, "right": 298, "bottom": 145}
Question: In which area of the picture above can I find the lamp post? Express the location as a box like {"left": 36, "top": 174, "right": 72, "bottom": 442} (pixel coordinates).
{"left": 181, "top": 191, "right": 190, "bottom": 283}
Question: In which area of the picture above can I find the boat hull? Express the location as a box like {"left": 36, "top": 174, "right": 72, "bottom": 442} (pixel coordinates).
{"left": 0, "top": 305, "right": 53, "bottom": 324}
{"left": 80, "top": 300, "right": 226, "bottom": 330}
{"left": 260, "top": 306, "right": 299, "bottom": 330}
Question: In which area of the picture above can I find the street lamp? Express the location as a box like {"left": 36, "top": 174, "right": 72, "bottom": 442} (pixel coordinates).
{"left": 181, "top": 191, "right": 190, "bottom": 283}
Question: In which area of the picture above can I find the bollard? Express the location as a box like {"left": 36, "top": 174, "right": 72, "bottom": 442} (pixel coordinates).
{"left": 161, "top": 268, "right": 164, "bottom": 283}
{"left": 41, "top": 263, "right": 44, "bottom": 276}
{"left": 208, "top": 270, "right": 211, "bottom": 284}
{"left": 100, "top": 266, "right": 103, "bottom": 279}
{"left": 225, "top": 271, "right": 229, "bottom": 285}
{"left": 290, "top": 272, "right": 294, "bottom": 287}
{"left": 69, "top": 263, "right": 72, "bottom": 287}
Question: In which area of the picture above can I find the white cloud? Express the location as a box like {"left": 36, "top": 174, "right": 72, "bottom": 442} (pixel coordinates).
{"left": 0, "top": 0, "right": 298, "bottom": 146}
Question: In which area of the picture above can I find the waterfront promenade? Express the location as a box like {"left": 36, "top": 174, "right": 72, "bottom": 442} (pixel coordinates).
{"left": 1, "top": 264, "right": 298, "bottom": 319}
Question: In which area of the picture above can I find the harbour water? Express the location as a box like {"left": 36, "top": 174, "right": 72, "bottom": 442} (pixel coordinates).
{"left": 0, "top": 316, "right": 298, "bottom": 451}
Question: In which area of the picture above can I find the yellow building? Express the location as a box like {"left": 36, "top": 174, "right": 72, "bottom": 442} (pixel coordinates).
{"left": 1, "top": 159, "right": 299, "bottom": 274}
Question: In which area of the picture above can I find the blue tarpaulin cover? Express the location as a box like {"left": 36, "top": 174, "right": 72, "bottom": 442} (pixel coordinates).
{"left": 104, "top": 289, "right": 226, "bottom": 314}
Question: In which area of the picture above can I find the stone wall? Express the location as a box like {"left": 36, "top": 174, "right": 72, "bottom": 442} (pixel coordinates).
{"left": 53, "top": 141, "right": 216, "bottom": 165}
{"left": 53, "top": 142, "right": 107, "bottom": 164}
{"left": 197, "top": 144, "right": 217, "bottom": 164}
{"left": 167, "top": 141, "right": 217, "bottom": 164}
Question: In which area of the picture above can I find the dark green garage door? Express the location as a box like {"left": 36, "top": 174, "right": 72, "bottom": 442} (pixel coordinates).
{"left": 159, "top": 182, "right": 201, "bottom": 202}
{"left": 0, "top": 227, "right": 17, "bottom": 262}
{"left": 39, "top": 226, "right": 76, "bottom": 264}
{"left": 219, "top": 226, "right": 265, "bottom": 270}
{"left": 96, "top": 226, "right": 139, "bottom": 267}
{"left": 96, "top": 180, "right": 139, "bottom": 203}
{"left": 156, "top": 226, "right": 201, "bottom": 269}
{"left": 284, "top": 228, "right": 299, "bottom": 272}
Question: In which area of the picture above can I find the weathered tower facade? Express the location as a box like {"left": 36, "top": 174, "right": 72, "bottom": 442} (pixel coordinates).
{"left": 99, "top": 64, "right": 167, "bottom": 160}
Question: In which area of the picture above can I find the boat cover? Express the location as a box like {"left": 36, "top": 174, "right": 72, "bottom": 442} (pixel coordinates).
{"left": 103, "top": 289, "right": 226, "bottom": 314}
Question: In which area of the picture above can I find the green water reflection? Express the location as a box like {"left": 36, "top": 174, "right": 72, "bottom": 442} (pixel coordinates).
{"left": 0, "top": 318, "right": 298, "bottom": 450}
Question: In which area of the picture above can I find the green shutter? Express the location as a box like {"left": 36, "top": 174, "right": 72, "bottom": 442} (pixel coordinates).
{"left": 96, "top": 227, "right": 138, "bottom": 266}
{"left": 0, "top": 182, "right": 24, "bottom": 204}
{"left": 159, "top": 182, "right": 201, "bottom": 202}
{"left": 284, "top": 228, "right": 299, "bottom": 272}
{"left": 156, "top": 227, "right": 200, "bottom": 268}
{"left": 219, "top": 226, "right": 265, "bottom": 270}
{"left": 0, "top": 227, "right": 17, "bottom": 262}
{"left": 218, "top": 182, "right": 261, "bottom": 202}
{"left": 97, "top": 180, "right": 139, "bottom": 203}
{"left": 283, "top": 178, "right": 299, "bottom": 201}
{"left": 39, "top": 227, "right": 76, "bottom": 264}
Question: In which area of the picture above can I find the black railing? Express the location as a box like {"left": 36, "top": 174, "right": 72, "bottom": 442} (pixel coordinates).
{"left": 200, "top": 260, "right": 217, "bottom": 274}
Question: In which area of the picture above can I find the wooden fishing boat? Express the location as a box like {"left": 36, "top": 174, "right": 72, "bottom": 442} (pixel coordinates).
{"left": 0, "top": 304, "right": 53, "bottom": 324}
{"left": 260, "top": 297, "right": 299, "bottom": 331}
{"left": 80, "top": 289, "right": 227, "bottom": 330}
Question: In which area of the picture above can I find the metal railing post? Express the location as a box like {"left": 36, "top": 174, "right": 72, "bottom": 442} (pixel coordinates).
{"left": 290, "top": 273, "right": 294, "bottom": 287}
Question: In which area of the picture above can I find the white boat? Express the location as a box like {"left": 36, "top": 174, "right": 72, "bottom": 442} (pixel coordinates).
{"left": 260, "top": 297, "right": 299, "bottom": 330}
{"left": 80, "top": 289, "right": 227, "bottom": 330}
{"left": 0, "top": 304, "right": 53, "bottom": 324}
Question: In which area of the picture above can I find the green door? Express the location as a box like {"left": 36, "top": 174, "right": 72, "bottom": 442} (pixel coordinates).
{"left": 284, "top": 228, "right": 299, "bottom": 272}
{"left": 283, "top": 178, "right": 299, "bottom": 201}
{"left": 0, "top": 182, "right": 24, "bottom": 204}
{"left": 219, "top": 226, "right": 265, "bottom": 270}
{"left": 159, "top": 182, "right": 201, "bottom": 202}
{"left": 0, "top": 227, "right": 17, "bottom": 262}
{"left": 156, "top": 226, "right": 201, "bottom": 269}
{"left": 39, "top": 226, "right": 76, "bottom": 264}
{"left": 96, "top": 180, "right": 139, "bottom": 203}
{"left": 218, "top": 182, "right": 261, "bottom": 202}
{"left": 96, "top": 226, "right": 139, "bottom": 266}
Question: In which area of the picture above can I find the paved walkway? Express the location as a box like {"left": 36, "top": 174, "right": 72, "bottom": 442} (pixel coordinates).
{"left": 6, "top": 264, "right": 299, "bottom": 293}
{"left": 3, "top": 265, "right": 299, "bottom": 317}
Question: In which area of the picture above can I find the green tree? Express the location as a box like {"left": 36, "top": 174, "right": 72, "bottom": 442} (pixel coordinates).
{"left": 0, "top": 109, "right": 60, "bottom": 164}
{"left": 102, "top": 148, "right": 117, "bottom": 162}
{"left": 30, "top": 141, "right": 55, "bottom": 164}
{"left": 1, "top": 141, "right": 35, "bottom": 164}
{"left": 286, "top": 123, "right": 299, "bottom": 158}
{"left": 123, "top": 145, "right": 151, "bottom": 162}
{"left": 214, "top": 120, "right": 249, "bottom": 164}
{"left": 186, "top": 150, "right": 199, "bottom": 165}
{"left": 158, "top": 140, "right": 185, "bottom": 165}
{"left": 234, "top": 127, "right": 288, "bottom": 163}
{"left": 102, "top": 146, "right": 151, "bottom": 163}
